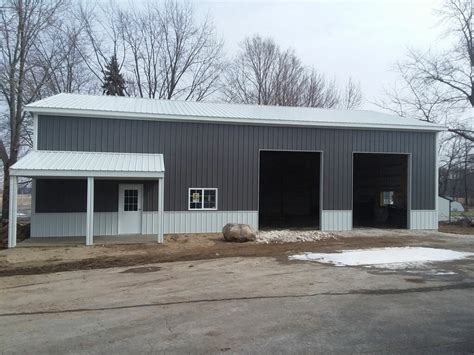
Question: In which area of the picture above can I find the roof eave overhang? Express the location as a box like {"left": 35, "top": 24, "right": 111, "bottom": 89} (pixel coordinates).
{"left": 25, "top": 106, "right": 448, "bottom": 132}
{"left": 10, "top": 169, "right": 164, "bottom": 178}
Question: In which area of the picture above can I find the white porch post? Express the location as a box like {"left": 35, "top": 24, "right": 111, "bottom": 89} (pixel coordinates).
{"left": 86, "top": 177, "right": 94, "bottom": 246}
{"left": 8, "top": 175, "right": 18, "bottom": 248}
{"left": 157, "top": 177, "right": 164, "bottom": 243}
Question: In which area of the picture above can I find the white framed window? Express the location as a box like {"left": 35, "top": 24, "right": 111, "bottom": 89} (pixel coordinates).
{"left": 380, "top": 191, "right": 394, "bottom": 206}
{"left": 188, "top": 188, "right": 218, "bottom": 210}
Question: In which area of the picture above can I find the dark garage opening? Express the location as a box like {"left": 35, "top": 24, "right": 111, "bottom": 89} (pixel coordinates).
{"left": 259, "top": 151, "right": 321, "bottom": 229}
{"left": 353, "top": 153, "right": 408, "bottom": 228}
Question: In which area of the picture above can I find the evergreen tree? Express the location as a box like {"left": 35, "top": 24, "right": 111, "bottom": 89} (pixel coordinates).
{"left": 102, "top": 55, "right": 126, "bottom": 96}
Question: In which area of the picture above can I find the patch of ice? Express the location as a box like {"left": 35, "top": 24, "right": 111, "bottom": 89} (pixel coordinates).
{"left": 432, "top": 271, "right": 457, "bottom": 275}
{"left": 407, "top": 269, "right": 458, "bottom": 276}
{"left": 257, "top": 230, "right": 336, "bottom": 244}
{"left": 289, "top": 247, "right": 474, "bottom": 269}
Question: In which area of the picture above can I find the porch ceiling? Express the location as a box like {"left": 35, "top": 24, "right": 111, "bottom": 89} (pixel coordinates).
{"left": 10, "top": 150, "right": 165, "bottom": 178}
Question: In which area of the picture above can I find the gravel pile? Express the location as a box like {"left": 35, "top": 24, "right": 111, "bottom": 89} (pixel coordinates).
{"left": 256, "top": 229, "right": 336, "bottom": 244}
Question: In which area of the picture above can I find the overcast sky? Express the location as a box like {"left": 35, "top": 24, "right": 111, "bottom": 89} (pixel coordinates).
{"left": 187, "top": 0, "right": 445, "bottom": 110}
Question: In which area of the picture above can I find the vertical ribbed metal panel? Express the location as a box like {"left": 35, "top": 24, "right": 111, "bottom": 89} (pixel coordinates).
{"left": 31, "top": 212, "right": 118, "bottom": 237}
{"left": 321, "top": 210, "right": 352, "bottom": 231}
{"left": 142, "top": 211, "right": 258, "bottom": 234}
{"left": 410, "top": 210, "right": 438, "bottom": 229}
{"left": 154, "top": 211, "right": 258, "bottom": 234}
{"left": 38, "top": 115, "right": 437, "bottom": 212}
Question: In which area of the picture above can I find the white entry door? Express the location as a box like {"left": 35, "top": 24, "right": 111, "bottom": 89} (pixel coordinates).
{"left": 118, "top": 184, "right": 143, "bottom": 234}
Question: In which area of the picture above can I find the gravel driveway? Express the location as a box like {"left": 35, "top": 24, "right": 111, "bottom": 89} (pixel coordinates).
{"left": 1, "top": 233, "right": 474, "bottom": 353}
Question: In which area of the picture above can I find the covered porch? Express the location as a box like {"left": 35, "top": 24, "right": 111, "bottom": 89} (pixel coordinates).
{"left": 8, "top": 150, "right": 165, "bottom": 248}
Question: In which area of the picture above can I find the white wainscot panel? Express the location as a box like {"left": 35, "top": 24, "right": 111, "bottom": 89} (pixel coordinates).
{"left": 31, "top": 212, "right": 118, "bottom": 237}
{"left": 410, "top": 210, "right": 438, "bottom": 230}
{"left": 321, "top": 210, "right": 352, "bottom": 231}
{"left": 154, "top": 211, "right": 259, "bottom": 234}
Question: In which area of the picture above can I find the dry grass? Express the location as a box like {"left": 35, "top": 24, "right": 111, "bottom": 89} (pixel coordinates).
{"left": 439, "top": 224, "right": 474, "bottom": 235}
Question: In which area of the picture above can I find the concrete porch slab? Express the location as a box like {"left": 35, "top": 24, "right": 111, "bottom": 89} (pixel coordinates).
{"left": 18, "top": 234, "right": 159, "bottom": 247}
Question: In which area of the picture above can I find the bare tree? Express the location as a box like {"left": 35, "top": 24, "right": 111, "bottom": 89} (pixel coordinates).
{"left": 340, "top": 78, "right": 363, "bottom": 110}
{"left": 378, "top": 0, "right": 473, "bottom": 140}
{"left": 439, "top": 135, "right": 465, "bottom": 196}
{"left": 223, "top": 35, "right": 363, "bottom": 109}
{"left": 223, "top": 36, "right": 279, "bottom": 105}
{"left": 83, "top": 0, "right": 223, "bottom": 100}
{"left": 37, "top": 18, "right": 95, "bottom": 95}
{"left": 76, "top": 1, "right": 127, "bottom": 91}
{"left": 0, "top": 0, "right": 65, "bottom": 221}
{"left": 300, "top": 70, "right": 337, "bottom": 108}
{"left": 272, "top": 49, "right": 308, "bottom": 106}
{"left": 119, "top": 5, "right": 161, "bottom": 98}
{"left": 158, "top": 1, "right": 223, "bottom": 100}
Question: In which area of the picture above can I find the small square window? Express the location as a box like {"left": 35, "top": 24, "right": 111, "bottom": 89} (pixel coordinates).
{"left": 380, "top": 191, "right": 394, "bottom": 206}
{"left": 189, "top": 188, "right": 217, "bottom": 210}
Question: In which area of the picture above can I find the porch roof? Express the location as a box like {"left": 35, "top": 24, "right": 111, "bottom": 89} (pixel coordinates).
{"left": 10, "top": 150, "right": 165, "bottom": 178}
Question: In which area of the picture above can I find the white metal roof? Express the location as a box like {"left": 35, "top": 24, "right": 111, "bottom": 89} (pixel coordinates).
{"left": 10, "top": 150, "right": 165, "bottom": 178}
{"left": 26, "top": 93, "right": 446, "bottom": 132}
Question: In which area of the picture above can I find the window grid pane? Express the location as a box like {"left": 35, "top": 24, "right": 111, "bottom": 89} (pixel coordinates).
{"left": 203, "top": 190, "right": 216, "bottom": 209}
{"left": 189, "top": 188, "right": 217, "bottom": 210}
{"left": 380, "top": 191, "right": 394, "bottom": 206}
{"left": 124, "top": 189, "right": 138, "bottom": 211}
{"left": 189, "top": 189, "right": 203, "bottom": 209}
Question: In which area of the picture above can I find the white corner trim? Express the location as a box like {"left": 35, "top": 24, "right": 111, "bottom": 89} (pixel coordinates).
{"left": 435, "top": 132, "right": 439, "bottom": 214}
{"left": 33, "top": 113, "right": 38, "bottom": 150}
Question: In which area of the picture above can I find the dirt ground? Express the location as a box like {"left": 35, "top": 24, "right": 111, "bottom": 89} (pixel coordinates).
{"left": 439, "top": 223, "right": 474, "bottom": 235}
{"left": 1, "top": 230, "right": 469, "bottom": 277}
{"left": 0, "top": 223, "right": 30, "bottom": 247}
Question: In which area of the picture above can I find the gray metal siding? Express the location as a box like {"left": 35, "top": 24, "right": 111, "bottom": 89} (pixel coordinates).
{"left": 38, "top": 115, "right": 437, "bottom": 211}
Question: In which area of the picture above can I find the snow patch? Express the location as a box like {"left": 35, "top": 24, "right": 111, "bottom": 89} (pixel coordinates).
{"left": 257, "top": 230, "right": 336, "bottom": 244}
{"left": 289, "top": 247, "right": 474, "bottom": 269}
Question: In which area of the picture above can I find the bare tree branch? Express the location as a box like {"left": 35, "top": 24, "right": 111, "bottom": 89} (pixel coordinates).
{"left": 222, "top": 35, "right": 362, "bottom": 109}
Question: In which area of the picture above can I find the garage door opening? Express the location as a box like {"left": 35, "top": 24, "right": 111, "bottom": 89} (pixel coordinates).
{"left": 353, "top": 153, "right": 408, "bottom": 228}
{"left": 259, "top": 151, "right": 321, "bottom": 229}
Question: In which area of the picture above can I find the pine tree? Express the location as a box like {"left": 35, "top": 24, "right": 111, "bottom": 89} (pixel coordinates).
{"left": 102, "top": 55, "right": 126, "bottom": 96}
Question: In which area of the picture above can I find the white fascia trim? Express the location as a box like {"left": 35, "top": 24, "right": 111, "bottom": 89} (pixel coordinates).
{"left": 10, "top": 169, "right": 164, "bottom": 178}
{"left": 27, "top": 107, "right": 447, "bottom": 132}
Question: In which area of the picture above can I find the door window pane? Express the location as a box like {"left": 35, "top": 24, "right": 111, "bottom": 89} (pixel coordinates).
{"left": 124, "top": 189, "right": 138, "bottom": 211}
